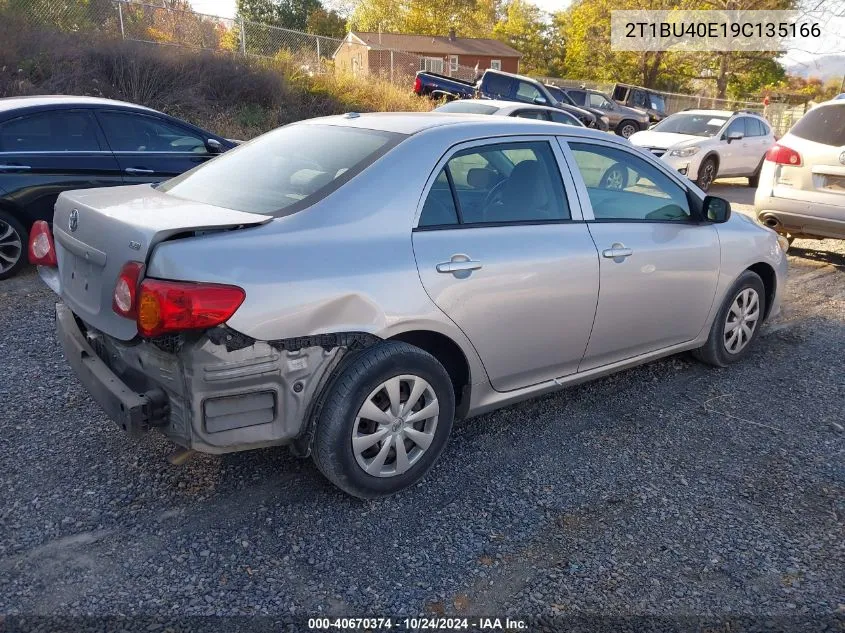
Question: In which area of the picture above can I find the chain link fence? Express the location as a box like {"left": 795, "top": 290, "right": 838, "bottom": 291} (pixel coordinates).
{"left": 5, "top": 0, "right": 800, "bottom": 133}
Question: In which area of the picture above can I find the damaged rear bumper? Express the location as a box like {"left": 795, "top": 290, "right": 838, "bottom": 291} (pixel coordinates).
{"left": 55, "top": 303, "right": 366, "bottom": 454}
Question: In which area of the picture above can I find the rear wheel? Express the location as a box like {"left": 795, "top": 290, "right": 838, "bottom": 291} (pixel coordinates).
{"left": 0, "top": 211, "right": 27, "bottom": 280}
{"left": 312, "top": 341, "right": 455, "bottom": 498}
{"left": 693, "top": 271, "right": 766, "bottom": 367}
{"left": 696, "top": 157, "right": 717, "bottom": 192}
{"left": 617, "top": 120, "right": 638, "bottom": 138}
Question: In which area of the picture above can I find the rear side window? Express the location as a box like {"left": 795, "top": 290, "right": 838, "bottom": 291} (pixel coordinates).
{"left": 159, "top": 124, "right": 405, "bottom": 216}
{"left": 483, "top": 73, "right": 513, "bottom": 98}
{"left": 514, "top": 110, "right": 548, "bottom": 121}
{"left": 418, "top": 141, "right": 570, "bottom": 227}
{"left": 0, "top": 110, "right": 101, "bottom": 152}
{"left": 745, "top": 118, "right": 764, "bottom": 137}
{"left": 790, "top": 105, "right": 845, "bottom": 146}
{"left": 567, "top": 90, "right": 587, "bottom": 105}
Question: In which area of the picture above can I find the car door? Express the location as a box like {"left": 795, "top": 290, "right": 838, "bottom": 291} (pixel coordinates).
{"left": 719, "top": 117, "right": 749, "bottom": 175}
{"left": 412, "top": 137, "right": 600, "bottom": 392}
{"left": 94, "top": 109, "right": 213, "bottom": 184}
{"left": 745, "top": 117, "right": 772, "bottom": 168}
{"left": 0, "top": 108, "right": 122, "bottom": 224}
{"left": 561, "top": 139, "right": 720, "bottom": 371}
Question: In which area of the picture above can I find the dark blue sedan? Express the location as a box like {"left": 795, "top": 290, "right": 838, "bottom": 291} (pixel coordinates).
{"left": 0, "top": 96, "right": 236, "bottom": 279}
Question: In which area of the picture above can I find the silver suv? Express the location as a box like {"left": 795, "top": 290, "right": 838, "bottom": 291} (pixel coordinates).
{"left": 33, "top": 114, "right": 787, "bottom": 498}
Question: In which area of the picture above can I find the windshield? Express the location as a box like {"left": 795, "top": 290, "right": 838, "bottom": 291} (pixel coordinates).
{"left": 652, "top": 113, "right": 728, "bottom": 137}
{"left": 159, "top": 124, "right": 405, "bottom": 216}
{"left": 435, "top": 101, "right": 499, "bottom": 115}
{"left": 650, "top": 94, "right": 666, "bottom": 112}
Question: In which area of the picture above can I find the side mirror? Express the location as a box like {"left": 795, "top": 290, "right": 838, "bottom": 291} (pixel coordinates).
{"left": 206, "top": 138, "right": 224, "bottom": 154}
{"left": 726, "top": 132, "right": 743, "bottom": 144}
{"left": 533, "top": 96, "right": 547, "bottom": 105}
{"left": 703, "top": 195, "right": 731, "bottom": 223}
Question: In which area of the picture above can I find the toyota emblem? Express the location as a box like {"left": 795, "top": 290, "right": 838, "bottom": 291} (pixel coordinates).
{"left": 69, "top": 209, "right": 79, "bottom": 232}
{"left": 840, "top": 151, "right": 845, "bottom": 166}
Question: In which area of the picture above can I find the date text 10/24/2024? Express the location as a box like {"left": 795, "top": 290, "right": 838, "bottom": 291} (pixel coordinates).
{"left": 307, "top": 617, "right": 528, "bottom": 630}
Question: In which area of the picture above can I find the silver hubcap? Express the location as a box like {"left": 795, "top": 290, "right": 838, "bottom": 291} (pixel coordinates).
{"left": 0, "top": 220, "right": 23, "bottom": 274}
{"left": 621, "top": 124, "right": 636, "bottom": 138}
{"left": 724, "top": 288, "right": 760, "bottom": 354}
{"left": 352, "top": 375, "right": 439, "bottom": 478}
{"left": 605, "top": 168, "right": 624, "bottom": 190}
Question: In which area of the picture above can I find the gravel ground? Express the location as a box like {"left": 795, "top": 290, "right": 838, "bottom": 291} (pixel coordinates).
{"left": 0, "top": 181, "right": 843, "bottom": 629}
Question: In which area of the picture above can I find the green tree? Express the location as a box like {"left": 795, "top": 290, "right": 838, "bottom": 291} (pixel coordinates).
{"left": 238, "top": 0, "right": 322, "bottom": 31}
{"left": 306, "top": 6, "right": 346, "bottom": 37}
{"left": 492, "top": 0, "right": 556, "bottom": 75}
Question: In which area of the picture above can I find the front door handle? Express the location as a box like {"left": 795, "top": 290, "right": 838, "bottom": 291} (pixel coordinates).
{"left": 125, "top": 167, "right": 155, "bottom": 175}
{"left": 0, "top": 164, "right": 31, "bottom": 171}
{"left": 602, "top": 243, "right": 633, "bottom": 259}
{"left": 436, "top": 259, "right": 483, "bottom": 273}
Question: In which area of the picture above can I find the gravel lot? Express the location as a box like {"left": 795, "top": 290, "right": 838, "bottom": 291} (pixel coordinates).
{"left": 1, "top": 181, "right": 843, "bottom": 629}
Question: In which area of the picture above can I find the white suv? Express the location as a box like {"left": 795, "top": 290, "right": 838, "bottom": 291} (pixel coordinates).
{"left": 629, "top": 110, "right": 776, "bottom": 191}
{"left": 755, "top": 99, "right": 845, "bottom": 243}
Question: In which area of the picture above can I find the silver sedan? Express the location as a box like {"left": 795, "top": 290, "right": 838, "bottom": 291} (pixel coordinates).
{"left": 34, "top": 113, "right": 788, "bottom": 498}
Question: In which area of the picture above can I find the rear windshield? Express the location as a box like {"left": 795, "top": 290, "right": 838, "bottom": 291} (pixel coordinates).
{"left": 789, "top": 104, "right": 845, "bottom": 146}
{"left": 158, "top": 124, "right": 405, "bottom": 215}
{"left": 435, "top": 102, "right": 498, "bottom": 115}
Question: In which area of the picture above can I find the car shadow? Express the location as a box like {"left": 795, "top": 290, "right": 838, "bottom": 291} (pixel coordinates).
{"left": 789, "top": 246, "right": 845, "bottom": 268}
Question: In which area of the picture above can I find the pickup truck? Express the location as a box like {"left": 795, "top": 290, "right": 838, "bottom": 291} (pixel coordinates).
{"left": 413, "top": 72, "right": 476, "bottom": 100}
{"left": 414, "top": 69, "right": 605, "bottom": 130}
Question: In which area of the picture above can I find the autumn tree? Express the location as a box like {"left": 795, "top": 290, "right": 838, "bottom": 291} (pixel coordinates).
{"left": 493, "top": 0, "right": 559, "bottom": 75}
{"left": 306, "top": 6, "right": 346, "bottom": 37}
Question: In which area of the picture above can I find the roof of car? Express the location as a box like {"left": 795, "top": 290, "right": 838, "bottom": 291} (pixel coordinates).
{"left": 681, "top": 109, "right": 741, "bottom": 117}
{"left": 300, "top": 111, "right": 610, "bottom": 139}
{"left": 439, "top": 99, "right": 563, "bottom": 112}
{"left": 0, "top": 95, "right": 157, "bottom": 114}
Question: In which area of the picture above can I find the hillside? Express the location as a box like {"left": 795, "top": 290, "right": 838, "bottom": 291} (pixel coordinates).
{"left": 0, "top": 17, "right": 432, "bottom": 140}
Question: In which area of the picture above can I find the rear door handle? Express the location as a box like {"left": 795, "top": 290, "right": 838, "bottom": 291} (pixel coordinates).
{"left": 125, "top": 167, "right": 155, "bottom": 175}
{"left": 602, "top": 243, "right": 633, "bottom": 259}
{"left": 0, "top": 164, "right": 31, "bottom": 171}
{"left": 436, "top": 259, "right": 482, "bottom": 274}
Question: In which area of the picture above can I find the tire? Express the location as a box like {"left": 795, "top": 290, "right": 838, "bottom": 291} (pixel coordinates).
{"left": 617, "top": 120, "right": 638, "bottom": 138}
{"left": 599, "top": 164, "right": 629, "bottom": 190}
{"left": 312, "top": 341, "right": 455, "bottom": 499}
{"left": 0, "top": 210, "right": 28, "bottom": 281}
{"left": 695, "top": 156, "right": 717, "bottom": 192}
{"left": 692, "top": 271, "right": 766, "bottom": 368}
{"left": 747, "top": 160, "right": 763, "bottom": 187}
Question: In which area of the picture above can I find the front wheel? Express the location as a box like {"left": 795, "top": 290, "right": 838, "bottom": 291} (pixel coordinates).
{"left": 311, "top": 341, "right": 455, "bottom": 498}
{"left": 617, "top": 120, "right": 638, "bottom": 138}
{"left": 696, "top": 157, "right": 717, "bottom": 192}
{"left": 693, "top": 271, "right": 766, "bottom": 367}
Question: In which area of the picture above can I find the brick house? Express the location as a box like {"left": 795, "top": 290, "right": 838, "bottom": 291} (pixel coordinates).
{"left": 333, "top": 30, "right": 522, "bottom": 79}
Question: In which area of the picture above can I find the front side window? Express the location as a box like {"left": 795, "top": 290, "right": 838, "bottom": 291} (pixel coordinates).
{"left": 98, "top": 111, "right": 208, "bottom": 153}
{"left": 419, "top": 141, "right": 570, "bottom": 226}
{"left": 0, "top": 110, "right": 101, "bottom": 152}
{"left": 515, "top": 82, "right": 542, "bottom": 103}
{"left": 567, "top": 90, "right": 587, "bottom": 106}
{"left": 588, "top": 93, "right": 613, "bottom": 109}
{"left": 724, "top": 117, "right": 746, "bottom": 139}
{"left": 160, "top": 124, "right": 405, "bottom": 216}
{"left": 568, "top": 142, "right": 691, "bottom": 222}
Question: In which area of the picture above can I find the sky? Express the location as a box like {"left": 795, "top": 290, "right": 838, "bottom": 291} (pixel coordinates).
{"left": 189, "top": 0, "right": 571, "bottom": 20}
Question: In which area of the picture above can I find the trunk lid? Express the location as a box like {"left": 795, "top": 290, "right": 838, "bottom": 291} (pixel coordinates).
{"left": 53, "top": 184, "right": 271, "bottom": 341}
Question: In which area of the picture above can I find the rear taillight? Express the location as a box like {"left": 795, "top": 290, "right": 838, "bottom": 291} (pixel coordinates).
{"left": 136, "top": 279, "right": 245, "bottom": 338}
{"left": 28, "top": 220, "right": 57, "bottom": 267}
{"left": 113, "top": 261, "right": 145, "bottom": 319}
{"left": 765, "top": 144, "right": 802, "bottom": 166}
{"left": 414, "top": 76, "right": 422, "bottom": 94}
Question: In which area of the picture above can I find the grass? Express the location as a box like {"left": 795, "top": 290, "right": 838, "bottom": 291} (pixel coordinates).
{"left": 0, "top": 16, "right": 432, "bottom": 140}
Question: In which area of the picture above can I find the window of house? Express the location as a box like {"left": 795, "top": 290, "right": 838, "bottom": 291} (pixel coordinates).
{"left": 422, "top": 57, "right": 444, "bottom": 73}
{"left": 490, "top": 59, "right": 502, "bottom": 70}
{"left": 449, "top": 55, "right": 459, "bottom": 73}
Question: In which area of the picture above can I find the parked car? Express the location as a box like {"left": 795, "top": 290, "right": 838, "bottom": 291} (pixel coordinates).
{"left": 435, "top": 99, "right": 584, "bottom": 126}
{"left": 413, "top": 69, "right": 605, "bottom": 130}
{"left": 559, "top": 86, "right": 650, "bottom": 138}
{"left": 629, "top": 109, "right": 776, "bottom": 191}
{"left": 755, "top": 99, "right": 845, "bottom": 243}
{"left": 33, "top": 113, "right": 787, "bottom": 498}
{"left": 0, "top": 95, "right": 235, "bottom": 280}
{"left": 413, "top": 71, "right": 476, "bottom": 101}
{"left": 612, "top": 83, "right": 668, "bottom": 123}
{"left": 543, "top": 85, "right": 611, "bottom": 132}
